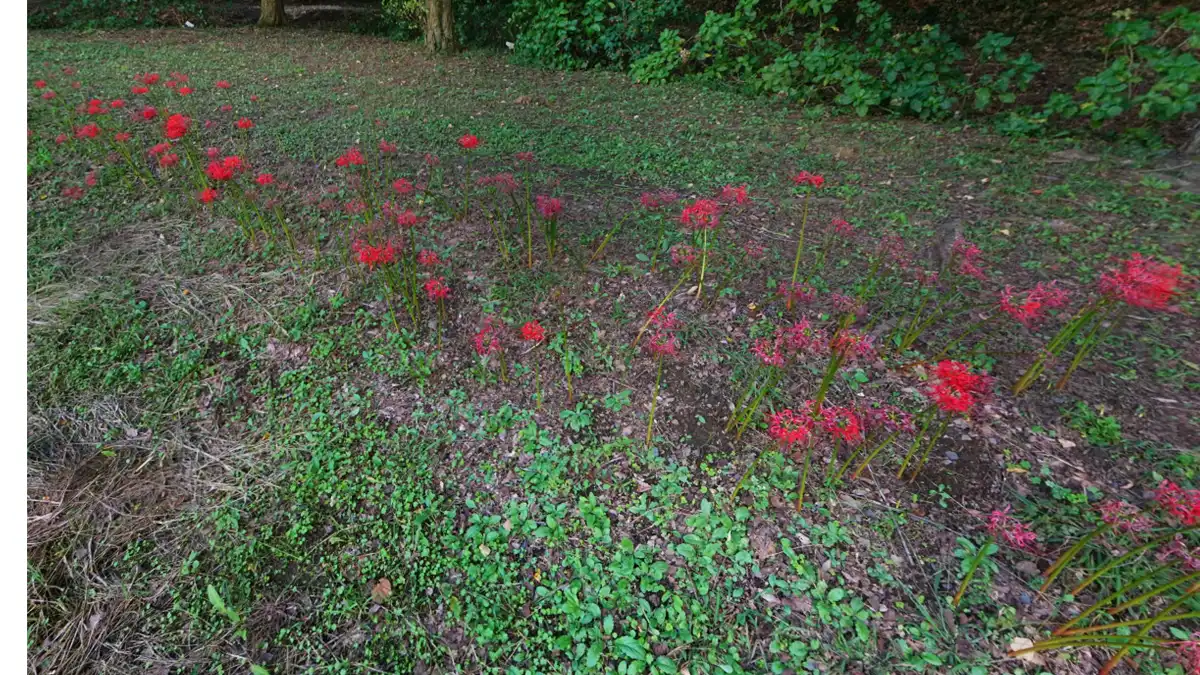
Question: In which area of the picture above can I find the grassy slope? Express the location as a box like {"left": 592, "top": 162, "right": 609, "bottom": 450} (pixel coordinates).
{"left": 27, "top": 29, "right": 1199, "bottom": 675}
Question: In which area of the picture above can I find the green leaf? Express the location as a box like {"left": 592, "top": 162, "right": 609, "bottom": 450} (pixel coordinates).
{"left": 206, "top": 584, "right": 226, "bottom": 614}
{"left": 614, "top": 635, "right": 647, "bottom": 660}
{"left": 654, "top": 655, "right": 678, "bottom": 673}
{"left": 250, "top": 666, "right": 270, "bottom": 675}
{"left": 587, "top": 640, "right": 604, "bottom": 668}
{"left": 828, "top": 587, "right": 846, "bottom": 602}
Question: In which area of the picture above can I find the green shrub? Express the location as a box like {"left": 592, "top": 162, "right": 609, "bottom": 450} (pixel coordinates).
{"left": 29, "top": 0, "right": 200, "bottom": 29}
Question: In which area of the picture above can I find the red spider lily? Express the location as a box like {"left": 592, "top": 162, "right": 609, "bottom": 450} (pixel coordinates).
{"left": 1096, "top": 500, "right": 1152, "bottom": 534}
{"left": 719, "top": 184, "right": 749, "bottom": 205}
{"left": 396, "top": 210, "right": 423, "bottom": 228}
{"left": 425, "top": 153, "right": 440, "bottom": 166}
{"left": 205, "top": 147, "right": 221, "bottom": 159}
{"left": 41, "top": 91, "right": 57, "bottom": 100}
{"left": 86, "top": 99, "right": 107, "bottom": 115}
{"left": 781, "top": 319, "right": 828, "bottom": 355}
{"left": 424, "top": 276, "right": 451, "bottom": 301}
{"left": 1158, "top": 535, "right": 1200, "bottom": 571}
{"left": 1155, "top": 480, "right": 1200, "bottom": 525}
{"left": 417, "top": 250, "right": 442, "bottom": 267}
{"left": 220, "top": 104, "right": 233, "bottom": 113}
{"left": 138, "top": 73, "right": 160, "bottom": 85}
{"left": 354, "top": 241, "right": 397, "bottom": 270}
{"left": 679, "top": 199, "right": 720, "bottom": 230}
{"left": 61, "top": 185, "right": 85, "bottom": 200}
{"left": 751, "top": 337, "right": 785, "bottom": 367}
{"left": 198, "top": 187, "right": 219, "bottom": 204}
{"left": 916, "top": 269, "right": 940, "bottom": 287}
{"left": 204, "top": 120, "right": 216, "bottom": 129}
{"left": 109, "top": 99, "right": 125, "bottom": 109}
{"left": 114, "top": 132, "right": 131, "bottom": 142}
{"left": 792, "top": 171, "right": 825, "bottom": 188}
{"left": 514, "top": 151, "right": 535, "bottom": 162}
{"left": 479, "top": 173, "right": 519, "bottom": 194}
{"left": 831, "top": 218, "right": 854, "bottom": 236}
{"left": 141, "top": 106, "right": 158, "bottom": 120}
{"left": 473, "top": 316, "right": 504, "bottom": 355}
{"left": 999, "top": 282, "right": 1070, "bottom": 327}
{"left": 830, "top": 293, "right": 866, "bottom": 319}
{"left": 33, "top": 80, "right": 47, "bottom": 89}
{"left": 646, "top": 307, "right": 681, "bottom": 331}
{"left": 131, "top": 85, "right": 149, "bottom": 95}
{"left": 1099, "top": 253, "right": 1187, "bottom": 311}
{"left": 1177, "top": 634, "right": 1200, "bottom": 675}
{"left": 767, "top": 409, "right": 814, "bottom": 448}
{"left": 250, "top": 94, "right": 259, "bottom": 102}
{"left": 256, "top": 173, "right": 274, "bottom": 186}
{"left": 928, "top": 360, "right": 991, "bottom": 414}
{"left": 952, "top": 237, "right": 987, "bottom": 281}
{"left": 164, "top": 80, "right": 177, "bottom": 89}
{"left": 205, "top": 161, "right": 234, "bottom": 182}
{"left": 236, "top": 117, "right": 254, "bottom": 130}
{"left": 54, "top": 133, "right": 67, "bottom": 145}
{"left": 70, "top": 81, "right": 81, "bottom": 90}
{"left": 822, "top": 407, "right": 864, "bottom": 445}
{"left": 158, "top": 153, "right": 180, "bottom": 168}
{"left": 520, "top": 321, "right": 546, "bottom": 343}
{"left": 536, "top": 195, "right": 563, "bottom": 219}
{"left": 986, "top": 506, "right": 1038, "bottom": 551}
{"left": 861, "top": 404, "right": 916, "bottom": 435}
{"left": 335, "top": 147, "right": 366, "bottom": 168}
{"left": 62, "top": 66, "right": 76, "bottom": 76}
{"left": 378, "top": 139, "right": 397, "bottom": 153}
{"left": 392, "top": 178, "right": 414, "bottom": 195}
{"left": 148, "top": 142, "right": 171, "bottom": 156}
{"left": 344, "top": 200, "right": 367, "bottom": 215}
{"left": 215, "top": 80, "right": 231, "bottom": 89}
{"left": 829, "top": 329, "right": 874, "bottom": 360}
{"left": 645, "top": 331, "right": 680, "bottom": 357}
{"left": 177, "top": 86, "right": 193, "bottom": 96}
{"left": 222, "top": 156, "right": 245, "bottom": 173}
{"left": 164, "top": 113, "right": 190, "bottom": 139}
{"left": 640, "top": 192, "right": 662, "bottom": 209}
{"left": 458, "top": 134, "right": 480, "bottom": 150}
{"left": 669, "top": 243, "right": 698, "bottom": 267}
{"left": 742, "top": 241, "right": 765, "bottom": 258}
{"left": 85, "top": 170, "right": 98, "bottom": 187}
{"left": 75, "top": 123, "right": 101, "bottom": 139}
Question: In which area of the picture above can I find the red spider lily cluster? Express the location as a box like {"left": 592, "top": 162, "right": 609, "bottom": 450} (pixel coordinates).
{"left": 335, "top": 147, "right": 366, "bottom": 168}
{"left": 479, "top": 173, "right": 519, "bottom": 194}
{"left": 423, "top": 276, "right": 451, "bottom": 301}
{"left": 1174, "top": 632, "right": 1200, "bottom": 674}
{"left": 644, "top": 308, "right": 681, "bottom": 358}
{"left": 767, "top": 409, "right": 814, "bottom": 448}
{"left": 719, "top": 184, "right": 749, "bottom": 205}
{"left": 669, "top": 243, "right": 698, "bottom": 267}
{"left": 951, "top": 237, "right": 987, "bottom": 281}
{"left": 458, "top": 134, "right": 479, "bottom": 150}
{"left": 1155, "top": 480, "right": 1200, "bottom": 525}
{"left": 1096, "top": 500, "right": 1153, "bottom": 534}
{"left": 679, "top": 199, "right": 720, "bottom": 230}
{"left": 536, "top": 195, "right": 562, "bottom": 219}
{"left": 473, "top": 315, "right": 504, "bottom": 356}
{"left": 792, "top": 170, "right": 824, "bottom": 188}
{"left": 986, "top": 506, "right": 1038, "bottom": 551}
{"left": 928, "top": 360, "right": 991, "bottom": 414}
{"left": 1099, "top": 253, "right": 1187, "bottom": 311}
{"left": 999, "top": 282, "right": 1070, "bottom": 327}
{"left": 417, "top": 249, "right": 442, "bottom": 267}
{"left": 821, "top": 406, "right": 864, "bottom": 445}
{"left": 777, "top": 281, "right": 815, "bottom": 306}
{"left": 520, "top": 320, "right": 546, "bottom": 343}
{"left": 353, "top": 241, "right": 397, "bottom": 270}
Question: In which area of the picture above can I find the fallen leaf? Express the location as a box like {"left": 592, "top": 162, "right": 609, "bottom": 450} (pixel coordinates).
{"left": 1008, "top": 637, "right": 1046, "bottom": 665}
{"left": 1057, "top": 438, "right": 1077, "bottom": 449}
{"left": 370, "top": 578, "right": 392, "bottom": 603}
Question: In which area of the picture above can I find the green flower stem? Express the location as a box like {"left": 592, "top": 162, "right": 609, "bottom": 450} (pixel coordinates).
{"left": 952, "top": 537, "right": 995, "bottom": 608}
{"left": 790, "top": 192, "right": 810, "bottom": 286}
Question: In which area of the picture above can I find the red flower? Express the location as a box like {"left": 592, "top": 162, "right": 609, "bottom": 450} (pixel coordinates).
{"left": 536, "top": 195, "right": 562, "bottom": 219}
{"left": 775, "top": 280, "right": 814, "bottom": 305}
{"left": 644, "top": 309, "right": 682, "bottom": 357}
{"left": 220, "top": 104, "right": 233, "bottom": 113}
{"left": 205, "top": 147, "right": 220, "bottom": 159}
{"left": 514, "top": 151, "right": 535, "bottom": 162}
{"left": 114, "top": 132, "right": 131, "bottom": 142}
{"left": 861, "top": 403, "right": 916, "bottom": 434}
{"left": 85, "top": 98, "right": 106, "bottom": 115}
{"left": 85, "top": 170, "right": 98, "bottom": 187}
{"left": 61, "top": 185, "right": 86, "bottom": 200}
{"left": 138, "top": 73, "right": 161, "bottom": 85}
{"left": 781, "top": 319, "right": 828, "bottom": 355}
{"left": 205, "top": 161, "right": 234, "bottom": 182}
{"left": 767, "top": 409, "right": 814, "bottom": 448}
{"left": 75, "top": 123, "right": 101, "bottom": 139}
{"left": 829, "top": 329, "right": 874, "bottom": 360}
{"left": 236, "top": 117, "right": 254, "bottom": 130}
{"left": 669, "top": 244, "right": 698, "bottom": 267}
{"left": 109, "top": 99, "right": 125, "bottom": 109}
{"left": 473, "top": 316, "right": 503, "bottom": 355}
{"left": 158, "top": 153, "right": 180, "bottom": 168}
{"left": 148, "top": 142, "right": 171, "bottom": 156}
{"left": 719, "top": 184, "right": 749, "bottom": 205}
{"left": 33, "top": 80, "right": 47, "bottom": 89}
{"left": 822, "top": 407, "right": 864, "bottom": 445}
{"left": 131, "top": 85, "right": 149, "bottom": 95}
{"left": 392, "top": 178, "right": 414, "bottom": 196}
{"left": 751, "top": 337, "right": 785, "bottom": 367}
{"left": 520, "top": 321, "right": 546, "bottom": 343}
{"left": 1099, "top": 253, "right": 1187, "bottom": 311}
{"left": 335, "top": 147, "right": 365, "bottom": 168}
{"left": 927, "top": 360, "right": 991, "bottom": 414}
{"left": 425, "top": 153, "right": 440, "bottom": 166}
{"left": 198, "top": 187, "right": 219, "bottom": 204}
{"left": 830, "top": 293, "right": 866, "bottom": 319}
{"left": 1096, "top": 500, "right": 1152, "bottom": 533}
{"left": 999, "top": 282, "right": 1070, "bottom": 327}
{"left": 164, "top": 113, "right": 190, "bottom": 139}
{"left": 792, "top": 171, "right": 825, "bottom": 188}
{"left": 354, "top": 241, "right": 397, "bottom": 270}
{"left": 951, "top": 237, "right": 987, "bottom": 281}
{"left": 831, "top": 218, "right": 854, "bottom": 236}
{"left": 396, "top": 210, "right": 423, "bottom": 228}
{"left": 215, "top": 80, "right": 231, "bottom": 89}
{"left": 379, "top": 139, "right": 397, "bottom": 153}
{"left": 1177, "top": 634, "right": 1200, "bottom": 675}
{"left": 743, "top": 241, "right": 765, "bottom": 258}
{"left": 41, "top": 91, "right": 57, "bottom": 100}
{"left": 223, "top": 156, "right": 245, "bottom": 173}
{"left": 345, "top": 199, "right": 367, "bottom": 215}
{"left": 141, "top": 106, "right": 158, "bottom": 120}
{"left": 986, "top": 506, "right": 1038, "bottom": 551}
{"left": 679, "top": 199, "right": 720, "bottom": 230}
{"left": 54, "top": 133, "right": 67, "bottom": 145}
{"left": 177, "top": 86, "right": 193, "bottom": 96}
{"left": 458, "top": 134, "right": 479, "bottom": 150}
{"left": 256, "top": 173, "right": 274, "bottom": 186}
{"left": 70, "top": 81, "right": 81, "bottom": 90}
{"left": 417, "top": 249, "right": 441, "bottom": 267}
{"left": 1155, "top": 480, "right": 1200, "bottom": 525}
{"left": 424, "top": 276, "right": 451, "bottom": 301}
{"left": 479, "top": 173, "right": 519, "bottom": 194}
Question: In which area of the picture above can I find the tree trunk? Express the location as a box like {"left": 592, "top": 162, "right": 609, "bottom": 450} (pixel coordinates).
{"left": 258, "top": 0, "right": 285, "bottom": 27}
{"left": 426, "top": 0, "right": 456, "bottom": 54}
